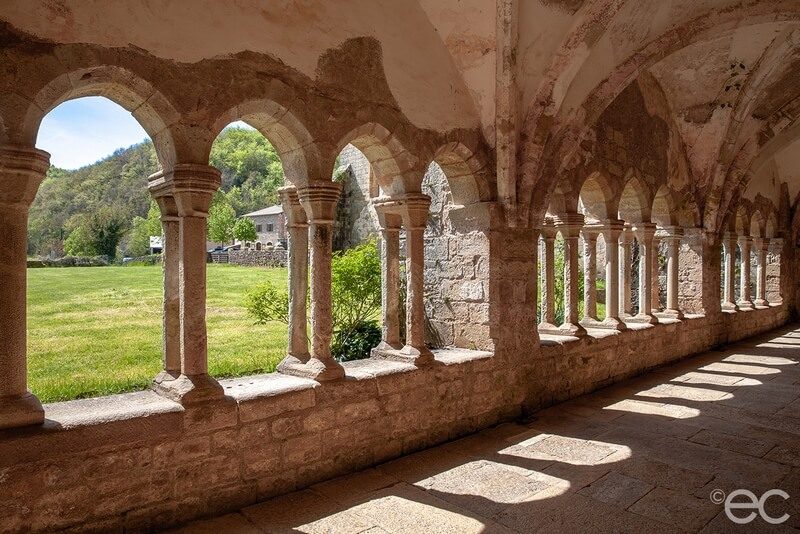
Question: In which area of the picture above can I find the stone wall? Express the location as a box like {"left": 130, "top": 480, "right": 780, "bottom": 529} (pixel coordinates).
{"left": 0, "top": 305, "right": 790, "bottom": 533}
{"left": 229, "top": 249, "right": 287, "bottom": 268}
{"left": 333, "top": 144, "right": 380, "bottom": 251}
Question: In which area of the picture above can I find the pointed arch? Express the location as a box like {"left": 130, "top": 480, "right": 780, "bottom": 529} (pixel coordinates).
{"left": 578, "top": 172, "right": 614, "bottom": 223}
{"left": 652, "top": 185, "right": 678, "bottom": 227}
{"left": 618, "top": 174, "right": 652, "bottom": 223}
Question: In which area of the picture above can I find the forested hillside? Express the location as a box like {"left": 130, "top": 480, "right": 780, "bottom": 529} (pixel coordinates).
{"left": 28, "top": 127, "right": 284, "bottom": 258}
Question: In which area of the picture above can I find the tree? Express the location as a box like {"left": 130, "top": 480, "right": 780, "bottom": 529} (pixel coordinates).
{"left": 64, "top": 225, "right": 97, "bottom": 256}
{"left": 127, "top": 201, "right": 162, "bottom": 257}
{"left": 87, "top": 207, "right": 127, "bottom": 259}
{"left": 233, "top": 217, "right": 258, "bottom": 242}
{"left": 207, "top": 195, "right": 236, "bottom": 243}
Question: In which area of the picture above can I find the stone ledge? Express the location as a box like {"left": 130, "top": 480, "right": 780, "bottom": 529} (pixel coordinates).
{"left": 221, "top": 373, "right": 317, "bottom": 402}
{"left": 40, "top": 390, "right": 183, "bottom": 429}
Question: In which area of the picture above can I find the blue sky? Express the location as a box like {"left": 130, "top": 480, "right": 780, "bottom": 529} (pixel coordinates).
{"left": 36, "top": 97, "right": 251, "bottom": 169}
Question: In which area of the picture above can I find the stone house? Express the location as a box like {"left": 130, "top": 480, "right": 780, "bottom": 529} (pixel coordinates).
{"left": 241, "top": 205, "right": 286, "bottom": 248}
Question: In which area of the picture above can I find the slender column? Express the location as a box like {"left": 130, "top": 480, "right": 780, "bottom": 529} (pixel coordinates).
{"left": 754, "top": 237, "right": 769, "bottom": 307}
{"left": 149, "top": 186, "right": 181, "bottom": 380}
{"left": 539, "top": 222, "right": 557, "bottom": 328}
{"left": 599, "top": 220, "right": 625, "bottom": 330}
{"left": 148, "top": 164, "right": 223, "bottom": 403}
{"left": 277, "top": 186, "right": 310, "bottom": 365}
{"left": 651, "top": 235, "right": 661, "bottom": 313}
{"left": 721, "top": 232, "right": 738, "bottom": 311}
{"left": 663, "top": 227, "right": 683, "bottom": 318}
{"left": 581, "top": 228, "right": 598, "bottom": 323}
{"left": 618, "top": 228, "right": 633, "bottom": 316}
{"left": 555, "top": 213, "right": 586, "bottom": 336}
{"left": 737, "top": 236, "right": 753, "bottom": 310}
{"left": 631, "top": 223, "right": 657, "bottom": 323}
{"left": 372, "top": 199, "right": 403, "bottom": 350}
{"left": 399, "top": 194, "right": 434, "bottom": 364}
{"left": 0, "top": 146, "right": 49, "bottom": 429}
{"left": 294, "top": 182, "right": 344, "bottom": 380}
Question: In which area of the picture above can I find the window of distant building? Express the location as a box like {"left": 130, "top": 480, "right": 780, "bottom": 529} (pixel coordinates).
{"left": 256, "top": 224, "right": 262, "bottom": 232}
{"left": 266, "top": 223, "right": 274, "bottom": 232}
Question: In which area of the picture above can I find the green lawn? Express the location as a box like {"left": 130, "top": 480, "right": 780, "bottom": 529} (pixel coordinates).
{"left": 28, "top": 264, "right": 288, "bottom": 403}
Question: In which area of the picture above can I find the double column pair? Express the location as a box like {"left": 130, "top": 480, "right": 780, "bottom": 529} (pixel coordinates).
{"left": 722, "top": 234, "right": 770, "bottom": 310}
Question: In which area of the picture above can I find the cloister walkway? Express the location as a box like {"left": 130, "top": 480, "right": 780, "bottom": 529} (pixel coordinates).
{"left": 172, "top": 325, "right": 800, "bottom": 533}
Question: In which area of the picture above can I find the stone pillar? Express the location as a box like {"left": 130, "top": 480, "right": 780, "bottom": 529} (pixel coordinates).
{"left": 580, "top": 227, "right": 599, "bottom": 324}
{"left": 399, "top": 194, "right": 434, "bottom": 364}
{"left": 372, "top": 199, "right": 403, "bottom": 350}
{"left": 721, "top": 233, "right": 738, "bottom": 311}
{"left": 631, "top": 223, "right": 657, "bottom": 323}
{"left": 292, "top": 182, "right": 345, "bottom": 380}
{"left": 737, "top": 236, "right": 753, "bottom": 310}
{"left": 651, "top": 235, "right": 661, "bottom": 313}
{"left": 539, "top": 222, "right": 557, "bottom": 329}
{"left": 766, "top": 238, "right": 783, "bottom": 304}
{"left": 0, "top": 146, "right": 49, "bottom": 429}
{"left": 662, "top": 227, "right": 683, "bottom": 318}
{"left": 149, "top": 164, "right": 223, "bottom": 403}
{"left": 555, "top": 213, "right": 586, "bottom": 336}
{"left": 599, "top": 220, "right": 625, "bottom": 330}
{"left": 277, "top": 186, "right": 310, "bottom": 368}
{"left": 149, "top": 186, "right": 181, "bottom": 380}
{"left": 754, "top": 237, "right": 769, "bottom": 307}
{"left": 618, "top": 228, "right": 634, "bottom": 316}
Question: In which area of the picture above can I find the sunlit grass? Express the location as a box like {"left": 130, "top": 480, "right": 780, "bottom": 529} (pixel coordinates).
{"left": 27, "top": 264, "right": 287, "bottom": 403}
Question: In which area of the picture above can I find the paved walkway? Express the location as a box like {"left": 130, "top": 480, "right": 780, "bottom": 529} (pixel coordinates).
{"left": 172, "top": 325, "right": 800, "bottom": 533}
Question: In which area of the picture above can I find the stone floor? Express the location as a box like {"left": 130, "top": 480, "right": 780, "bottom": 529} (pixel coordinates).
{"left": 170, "top": 325, "right": 800, "bottom": 533}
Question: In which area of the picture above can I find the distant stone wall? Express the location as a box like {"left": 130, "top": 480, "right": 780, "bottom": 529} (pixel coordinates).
{"left": 229, "top": 248, "right": 287, "bottom": 268}
{"left": 334, "top": 144, "right": 380, "bottom": 250}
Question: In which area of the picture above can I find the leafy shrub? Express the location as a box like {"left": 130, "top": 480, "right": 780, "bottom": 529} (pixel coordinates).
{"left": 331, "top": 320, "right": 382, "bottom": 361}
{"left": 244, "top": 239, "right": 382, "bottom": 361}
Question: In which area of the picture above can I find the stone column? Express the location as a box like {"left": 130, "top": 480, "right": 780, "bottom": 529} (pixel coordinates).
{"left": 721, "top": 233, "right": 738, "bottom": 311}
{"left": 287, "top": 182, "right": 345, "bottom": 381}
{"left": 555, "top": 213, "right": 586, "bottom": 336}
{"left": 277, "top": 186, "right": 310, "bottom": 368}
{"left": 580, "top": 227, "right": 599, "bottom": 324}
{"left": 539, "top": 222, "right": 557, "bottom": 329}
{"left": 737, "top": 236, "right": 753, "bottom": 310}
{"left": 618, "top": 228, "right": 634, "bottom": 316}
{"left": 651, "top": 235, "right": 661, "bottom": 313}
{"left": 631, "top": 223, "right": 657, "bottom": 323}
{"left": 372, "top": 199, "right": 403, "bottom": 351}
{"left": 0, "top": 146, "right": 49, "bottom": 429}
{"left": 399, "top": 194, "right": 434, "bottom": 364}
{"left": 663, "top": 227, "right": 683, "bottom": 318}
{"left": 600, "top": 220, "right": 626, "bottom": 330}
{"left": 754, "top": 237, "right": 769, "bottom": 307}
{"left": 149, "top": 164, "right": 223, "bottom": 403}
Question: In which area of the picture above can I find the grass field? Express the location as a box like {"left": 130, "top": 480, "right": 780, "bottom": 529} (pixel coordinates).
{"left": 28, "top": 264, "right": 288, "bottom": 403}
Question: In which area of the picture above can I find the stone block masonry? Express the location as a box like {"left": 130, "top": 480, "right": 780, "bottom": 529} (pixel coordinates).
{"left": 229, "top": 248, "right": 287, "bottom": 268}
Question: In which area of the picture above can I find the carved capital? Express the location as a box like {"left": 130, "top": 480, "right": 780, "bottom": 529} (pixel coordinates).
{"left": 0, "top": 145, "right": 50, "bottom": 206}
{"left": 148, "top": 164, "right": 221, "bottom": 217}
{"left": 297, "top": 181, "right": 342, "bottom": 224}
{"left": 278, "top": 185, "right": 308, "bottom": 227}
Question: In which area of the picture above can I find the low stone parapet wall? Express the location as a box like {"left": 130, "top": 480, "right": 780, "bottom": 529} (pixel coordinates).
{"left": 229, "top": 248, "right": 287, "bottom": 268}
{"left": 0, "top": 305, "right": 791, "bottom": 533}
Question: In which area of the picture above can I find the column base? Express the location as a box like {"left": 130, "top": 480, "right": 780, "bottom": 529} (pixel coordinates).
{"left": 373, "top": 345, "right": 435, "bottom": 366}
{"left": 754, "top": 299, "right": 769, "bottom": 308}
{"left": 374, "top": 340, "right": 403, "bottom": 351}
{"left": 736, "top": 300, "right": 754, "bottom": 311}
{"left": 0, "top": 392, "right": 44, "bottom": 430}
{"left": 152, "top": 373, "right": 224, "bottom": 404}
{"left": 626, "top": 313, "right": 658, "bottom": 325}
{"left": 557, "top": 322, "right": 587, "bottom": 337}
{"left": 657, "top": 309, "right": 684, "bottom": 320}
{"left": 278, "top": 356, "right": 345, "bottom": 381}
{"left": 594, "top": 317, "right": 628, "bottom": 331}
{"left": 721, "top": 302, "right": 739, "bottom": 312}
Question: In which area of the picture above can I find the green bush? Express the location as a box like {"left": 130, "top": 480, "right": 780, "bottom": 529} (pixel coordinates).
{"left": 244, "top": 239, "right": 382, "bottom": 361}
{"left": 331, "top": 320, "right": 382, "bottom": 361}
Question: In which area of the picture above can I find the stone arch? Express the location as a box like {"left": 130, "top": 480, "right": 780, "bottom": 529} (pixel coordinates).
{"left": 618, "top": 174, "right": 651, "bottom": 224}
{"left": 210, "top": 99, "right": 321, "bottom": 187}
{"left": 735, "top": 202, "right": 752, "bottom": 236}
{"left": 335, "top": 123, "right": 418, "bottom": 197}
{"left": 430, "top": 142, "right": 493, "bottom": 205}
{"left": 578, "top": 172, "right": 614, "bottom": 224}
{"left": 766, "top": 211, "right": 779, "bottom": 238}
{"left": 22, "top": 65, "right": 179, "bottom": 169}
{"left": 652, "top": 186, "right": 677, "bottom": 227}
{"left": 545, "top": 183, "right": 568, "bottom": 219}
{"left": 750, "top": 210, "right": 766, "bottom": 238}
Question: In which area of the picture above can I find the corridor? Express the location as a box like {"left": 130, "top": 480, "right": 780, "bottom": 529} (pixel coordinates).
{"left": 172, "top": 325, "right": 800, "bottom": 533}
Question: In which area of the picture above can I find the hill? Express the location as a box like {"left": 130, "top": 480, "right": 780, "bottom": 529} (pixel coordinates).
{"left": 28, "top": 127, "right": 284, "bottom": 257}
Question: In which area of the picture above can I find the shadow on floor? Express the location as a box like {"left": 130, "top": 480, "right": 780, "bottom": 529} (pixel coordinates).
{"left": 169, "top": 325, "right": 800, "bottom": 533}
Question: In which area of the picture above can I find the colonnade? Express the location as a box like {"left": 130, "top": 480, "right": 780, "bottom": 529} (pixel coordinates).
{"left": 538, "top": 215, "right": 686, "bottom": 336}
{"left": 721, "top": 233, "right": 776, "bottom": 311}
